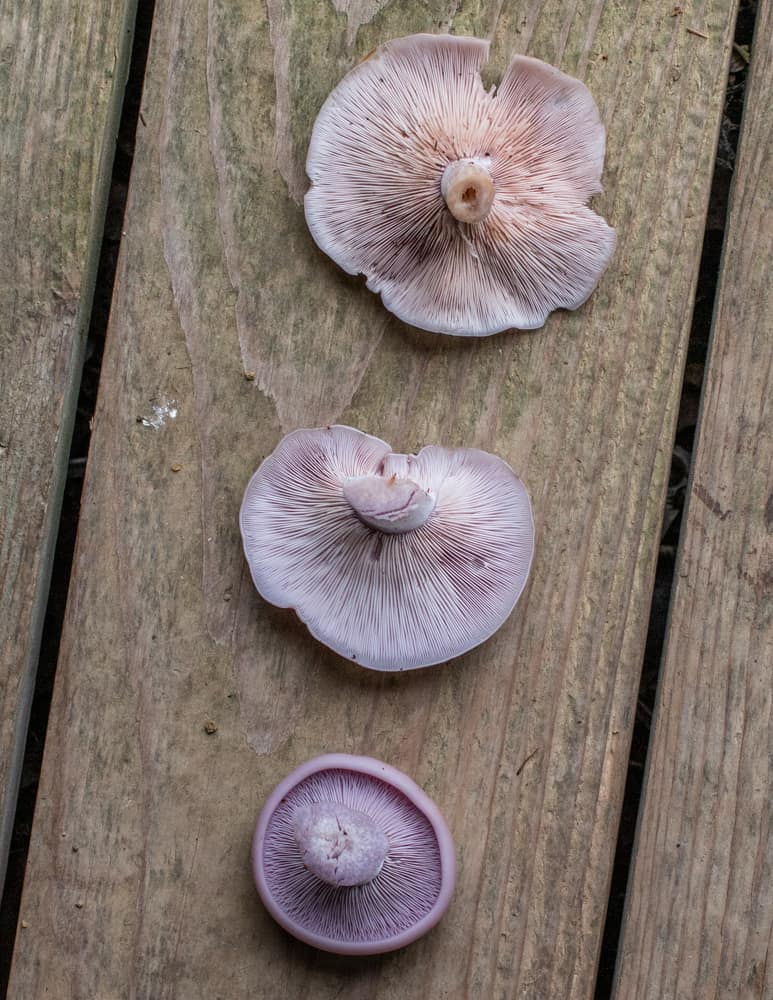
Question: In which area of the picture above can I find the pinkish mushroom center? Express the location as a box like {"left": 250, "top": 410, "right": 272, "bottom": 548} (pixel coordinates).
{"left": 343, "top": 472, "right": 435, "bottom": 534}
{"left": 441, "top": 157, "right": 495, "bottom": 224}
{"left": 292, "top": 801, "right": 389, "bottom": 887}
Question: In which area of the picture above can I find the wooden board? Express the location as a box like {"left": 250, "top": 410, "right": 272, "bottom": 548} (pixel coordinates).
{"left": 0, "top": 0, "right": 138, "bottom": 886}
{"left": 9, "top": 0, "right": 738, "bottom": 996}
{"left": 612, "top": 4, "right": 773, "bottom": 997}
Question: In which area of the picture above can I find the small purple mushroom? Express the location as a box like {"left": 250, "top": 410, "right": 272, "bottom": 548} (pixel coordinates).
{"left": 239, "top": 425, "right": 535, "bottom": 670}
{"left": 252, "top": 754, "right": 456, "bottom": 954}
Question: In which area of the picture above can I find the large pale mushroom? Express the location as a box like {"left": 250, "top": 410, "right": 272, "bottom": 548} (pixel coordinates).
{"left": 305, "top": 33, "right": 616, "bottom": 336}
{"left": 239, "top": 425, "right": 534, "bottom": 671}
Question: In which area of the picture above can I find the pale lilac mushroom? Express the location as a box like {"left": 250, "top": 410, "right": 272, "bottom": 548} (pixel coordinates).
{"left": 239, "top": 425, "right": 534, "bottom": 671}
{"left": 305, "top": 33, "right": 616, "bottom": 336}
{"left": 253, "top": 754, "right": 456, "bottom": 954}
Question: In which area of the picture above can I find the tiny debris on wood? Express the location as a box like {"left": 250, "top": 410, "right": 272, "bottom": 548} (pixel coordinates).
{"left": 171, "top": 463, "right": 182, "bottom": 472}
{"left": 244, "top": 370, "right": 256, "bottom": 381}
{"left": 694, "top": 482, "right": 731, "bottom": 520}
{"left": 136, "top": 398, "right": 178, "bottom": 429}
{"left": 732, "top": 43, "right": 750, "bottom": 64}
{"left": 204, "top": 720, "right": 218, "bottom": 735}
{"left": 515, "top": 748, "right": 541, "bottom": 777}
{"left": 686, "top": 26, "right": 709, "bottom": 38}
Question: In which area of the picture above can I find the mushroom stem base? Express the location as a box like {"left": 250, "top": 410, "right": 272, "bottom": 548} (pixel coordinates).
{"left": 441, "top": 158, "right": 495, "bottom": 224}
{"left": 343, "top": 475, "right": 435, "bottom": 533}
{"left": 293, "top": 801, "right": 389, "bottom": 887}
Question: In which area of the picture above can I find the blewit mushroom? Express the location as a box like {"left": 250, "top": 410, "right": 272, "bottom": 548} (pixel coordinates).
{"left": 239, "top": 425, "right": 535, "bottom": 671}
{"left": 253, "top": 754, "right": 456, "bottom": 955}
{"left": 305, "top": 33, "right": 616, "bottom": 336}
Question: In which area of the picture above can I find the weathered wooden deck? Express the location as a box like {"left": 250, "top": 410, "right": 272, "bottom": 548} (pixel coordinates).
{"left": 1, "top": 0, "right": 770, "bottom": 997}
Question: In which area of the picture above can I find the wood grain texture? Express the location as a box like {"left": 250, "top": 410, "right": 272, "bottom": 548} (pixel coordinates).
{"left": 9, "top": 0, "right": 738, "bottom": 997}
{"left": 613, "top": 4, "right": 773, "bottom": 997}
{"left": 0, "top": 0, "right": 137, "bottom": 886}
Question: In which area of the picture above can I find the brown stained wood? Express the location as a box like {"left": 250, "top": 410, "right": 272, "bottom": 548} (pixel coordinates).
{"left": 613, "top": 5, "right": 773, "bottom": 997}
{"left": 9, "top": 1, "right": 738, "bottom": 997}
{"left": 0, "top": 0, "right": 137, "bottom": 885}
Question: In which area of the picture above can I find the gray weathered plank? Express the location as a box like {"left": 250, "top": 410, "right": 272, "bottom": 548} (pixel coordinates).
{"left": 613, "top": 3, "right": 773, "bottom": 996}
{"left": 0, "top": 0, "right": 138, "bottom": 887}
{"left": 10, "top": 0, "right": 738, "bottom": 996}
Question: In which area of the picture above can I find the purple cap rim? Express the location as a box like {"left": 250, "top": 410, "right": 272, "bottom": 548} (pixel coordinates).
{"left": 252, "top": 753, "right": 456, "bottom": 955}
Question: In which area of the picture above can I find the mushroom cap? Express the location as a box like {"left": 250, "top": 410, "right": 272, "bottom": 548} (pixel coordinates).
{"left": 252, "top": 753, "right": 456, "bottom": 955}
{"left": 305, "top": 33, "right": 616, "bottom": 336}
{"left": 239, "top": 425, "right": 535, "bottom": 671}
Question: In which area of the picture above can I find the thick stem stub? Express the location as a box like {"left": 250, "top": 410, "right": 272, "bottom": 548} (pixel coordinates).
{"left": 344, "top": 474, "right": 435, "bottom": 534}
{"left": 441, "top": 158, "right": 495, "bottom": 224}
{"left": 293, "top": 801, "right": 389, "bottom": 887}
